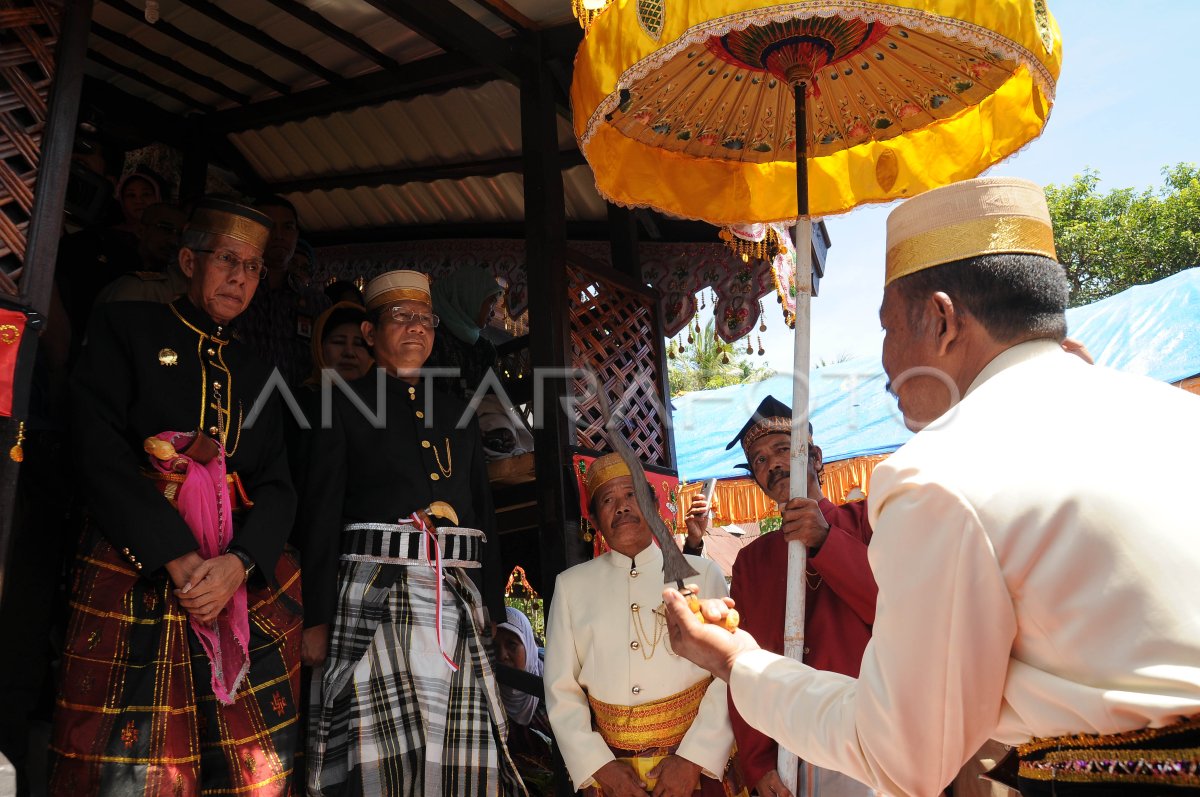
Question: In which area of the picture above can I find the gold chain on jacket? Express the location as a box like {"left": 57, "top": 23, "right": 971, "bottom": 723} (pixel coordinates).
{"left": 171, "top": 304, "right": 242, "bottom": 456}
{"left": 432, "top": 437, "right": 452, "bottom": 479}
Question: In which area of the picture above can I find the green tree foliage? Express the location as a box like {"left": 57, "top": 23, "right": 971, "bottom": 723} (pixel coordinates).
{"left": 1044, "top": 164, "right": 1200, "bottom": 306}
{"left": 668, "top": 318, "right": 773, "bottom": 397}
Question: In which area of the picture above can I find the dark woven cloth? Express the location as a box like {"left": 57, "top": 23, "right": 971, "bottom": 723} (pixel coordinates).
{"left": 1017, "top": 718, "right": 1200, "bottom": 796}
{"left": 49, "top": 531, "right": 303, "bottom": 796}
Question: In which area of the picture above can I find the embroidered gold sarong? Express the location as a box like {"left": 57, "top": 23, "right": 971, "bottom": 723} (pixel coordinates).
{"left": 589, "top": 677, "right": 711, "bottom": 752}
{"left": 586, "top": 678, "right": 747, "bottom": 797}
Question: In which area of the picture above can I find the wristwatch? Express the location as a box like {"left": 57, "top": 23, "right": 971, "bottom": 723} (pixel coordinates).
{"left": 228, "top": 547, "right": 256, "bottom": 582}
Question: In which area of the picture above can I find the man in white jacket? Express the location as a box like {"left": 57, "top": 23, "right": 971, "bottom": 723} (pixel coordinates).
{"left": 544, "top": 453, "right": 745, "bottom": 797}
{"left": 662, "top": 177, "right": 1200, "bottom": 797}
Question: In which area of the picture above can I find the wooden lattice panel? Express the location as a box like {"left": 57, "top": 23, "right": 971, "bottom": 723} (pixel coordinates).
{"left": 0, "top": 0, "right": 60, "bottom": 273}
{"left": 568, "top": 264, "right": 669, "bottom": 468}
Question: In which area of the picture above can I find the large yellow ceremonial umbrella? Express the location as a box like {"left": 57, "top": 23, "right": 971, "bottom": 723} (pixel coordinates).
{"left": 572, "top": 2, "right": 1060, "bottom": 790}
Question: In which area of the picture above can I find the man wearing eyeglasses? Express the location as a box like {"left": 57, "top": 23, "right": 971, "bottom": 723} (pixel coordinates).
{"left": 51, "top": 197, "right": 303, "bottom": 795}
{"left": 296, "top": 270, "right": 521, "bottom": 796}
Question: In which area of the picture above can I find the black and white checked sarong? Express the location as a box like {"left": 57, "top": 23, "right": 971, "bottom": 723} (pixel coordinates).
{"left": 308, "top": 523, "right": 525, "bottom": 797}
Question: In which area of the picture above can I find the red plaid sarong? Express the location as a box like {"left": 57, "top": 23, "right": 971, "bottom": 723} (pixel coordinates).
{"left": 49, "top": 529, "right": 303, "bottom": 796}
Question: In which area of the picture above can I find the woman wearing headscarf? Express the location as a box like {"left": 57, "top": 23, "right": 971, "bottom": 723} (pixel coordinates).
{"left": 303, "top": 301, "right": 373, "bottom": 387}
{"left": 495, "top": 607, "right": 555, "bottom": 796}
{"left": 428, "top": 265, "right": 504, "bottom": 402}
{"left": 114, "top": 171, "right": 162, "bottom": 235}
{"left": 285, "top": 300, "right": 374, "bottom": 782}
{"left": 292, "top": 301, "right": 374, "bottom": 646}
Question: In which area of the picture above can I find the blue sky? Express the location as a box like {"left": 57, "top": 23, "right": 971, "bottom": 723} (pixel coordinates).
{"left": 728, "top": 0, "right": 1200, "bottom": 372}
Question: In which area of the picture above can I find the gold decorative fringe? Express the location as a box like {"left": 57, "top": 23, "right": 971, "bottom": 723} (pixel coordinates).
{"left": 678, "top": 454, "right": 891, "bottom": 525}
{"left": 8, "top": 420, "right": 24, "bottom": 462}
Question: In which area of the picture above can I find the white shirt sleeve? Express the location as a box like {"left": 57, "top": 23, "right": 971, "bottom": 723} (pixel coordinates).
{"left": 676, "top": 560, "right": 737, "bottom": 778}
{"left": 728, "top": 482, "right": 1017, "bottom": 797}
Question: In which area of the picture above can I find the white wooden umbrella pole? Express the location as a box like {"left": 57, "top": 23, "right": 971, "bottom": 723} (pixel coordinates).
{"left": 778, "top": 78, "right": 812, "bottom": 797}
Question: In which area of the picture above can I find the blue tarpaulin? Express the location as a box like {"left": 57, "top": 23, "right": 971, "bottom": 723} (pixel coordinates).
{"left": 672, "top": 267, "right": 1200, "bottom": 482}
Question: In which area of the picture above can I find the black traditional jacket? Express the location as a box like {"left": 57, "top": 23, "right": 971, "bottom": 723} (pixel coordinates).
{"left": 294, "top": 371, "right": 503, "bottom": 628}
{"left": 72, "top": 297, "right": 296, "bottom": 579}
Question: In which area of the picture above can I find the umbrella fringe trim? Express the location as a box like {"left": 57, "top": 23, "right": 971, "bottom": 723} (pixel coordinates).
{"left": 583, "top": 124, "right": 1056, "bottom": 227}
{"left": 580, "top": 1, "right": 1057, "bottom": 149}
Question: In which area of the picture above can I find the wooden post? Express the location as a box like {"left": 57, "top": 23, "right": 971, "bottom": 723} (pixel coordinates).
{"left": 520, "top": 38, "right": 579, "bottom": 797}
{"left": 0, "top": 0, "right": 93, "bottom": 606}
{"left": 520, "top": 42, "right": 579, "bottom": 599}
{"left": 606, "top": 202, "right": 640, "bottom": 280}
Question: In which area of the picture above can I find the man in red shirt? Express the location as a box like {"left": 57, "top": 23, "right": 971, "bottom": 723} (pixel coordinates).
{"left": 713, "top": 396, "right": 877, "bottom": 797}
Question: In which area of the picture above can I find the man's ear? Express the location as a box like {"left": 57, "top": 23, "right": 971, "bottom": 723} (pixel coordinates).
{"left": 360, "top": 319, "right": 375, "bottom": 347}
{"left": 178, "top": 247, "right": 196, "bottom": 280}
{"left": 930, "top": 291, "right": 962, "bottom": 356}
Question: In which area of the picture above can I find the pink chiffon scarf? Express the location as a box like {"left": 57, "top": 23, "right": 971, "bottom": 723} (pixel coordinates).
{"left": 149, "top": 431, "right": 249, "bottom": 704}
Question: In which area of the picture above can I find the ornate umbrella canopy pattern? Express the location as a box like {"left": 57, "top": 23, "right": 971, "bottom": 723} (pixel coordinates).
{"left": 573, "top": 0, "right": 1062, "bottom": 224}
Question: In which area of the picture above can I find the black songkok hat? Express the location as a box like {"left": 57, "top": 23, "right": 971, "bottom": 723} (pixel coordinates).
{"left": 728, "top": 395, "right": 811, "bottom": 470}
{"left": 726, "top": 395, "right": 794, "bottom": 451}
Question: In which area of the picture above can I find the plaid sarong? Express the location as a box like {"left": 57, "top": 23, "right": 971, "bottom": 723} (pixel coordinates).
{"left": 308, "top": 550, "right": 525, "bottom": 797}
{"left": 49, "top": 530, "right": 303, "bottom": 796}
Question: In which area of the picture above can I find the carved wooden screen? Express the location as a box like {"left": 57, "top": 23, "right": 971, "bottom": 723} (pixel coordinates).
{"left": 568, "top": 260, "right": 671, "bottom": 469}
{"left": 0, "top": 0, "right": 61, "bottom": 274}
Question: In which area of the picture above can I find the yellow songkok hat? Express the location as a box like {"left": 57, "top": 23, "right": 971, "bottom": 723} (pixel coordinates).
{"left": 186, "top": 197, "right": 272, "bottom": 253}
{"left": 585, "top": 452, "right": 631, "bottom": 500}
{"left": 364, "top": 269, "right": 431, "bottom": 311}
{"left": 885, "top": 177, "right": 1058, "bottom": 286}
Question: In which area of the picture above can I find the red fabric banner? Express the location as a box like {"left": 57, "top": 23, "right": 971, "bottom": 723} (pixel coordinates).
{"left": 0, "top": 309, "right": 29, "bottom": 417}
{"left": 571, "top": 453, "right": 681, "bottom": 558}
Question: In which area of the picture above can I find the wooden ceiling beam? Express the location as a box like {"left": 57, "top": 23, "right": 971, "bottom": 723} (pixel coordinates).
{"left": 260, "top": 0, "right": 403, "bottom": 73}
{"left": 463, "top": 0, "right": 537, "bottom": 32}
{"left": 174, "top": 0, "right": 344, "bottom": 86}
{"left": 85, "top": 49, "right": 215, "bottom": 113}
{"left": 91, "top": 22, "right": 250, "bottom": 104}
{"left": 79, "top": 78, "right": 267, "bottom": 196}
{"left": 363, "top": 0, "right": 516, "bottom": 78}
{"left": 263, "top": 148, "right": 587, "bottom": 195}
{"left": 80, "top": 74, "right": 191, "bottom": 142}
{"left": 96, "top": 0, "right": 291, "bottom": 95}
{"left": 203, "top": 21, "right": 580, "bottom": 133}
{"left": 305, "top": 217, "right": 721, "bottom": 247}
{"left": 207, "top": 52, "right": 492, "bottom": 132}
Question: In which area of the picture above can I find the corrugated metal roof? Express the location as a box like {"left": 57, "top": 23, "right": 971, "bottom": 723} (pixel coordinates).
{"left": 231, "top": 81, "right": 598, "bottom": 230}
{"left": 85, "top": 0, "right": 573, "bottom": 113}
{"left": 288, "top": 163, "right": 604, "bottom": 230}
{"left": 231, "top": 81, "right": 552, "bottom": 180}
{"left": 87, "top": 0, "right": 529, "bottom": 111}
{"left": 83, "top": 2, "right": 598, "bottom": 234}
